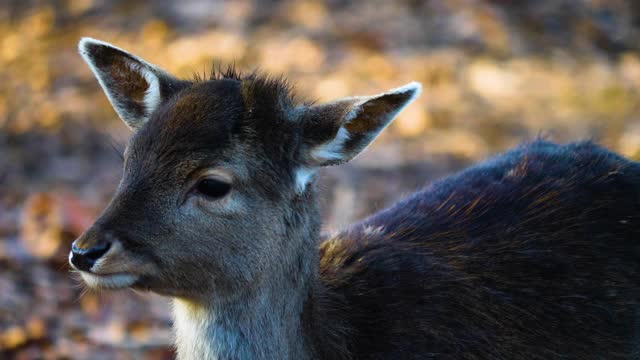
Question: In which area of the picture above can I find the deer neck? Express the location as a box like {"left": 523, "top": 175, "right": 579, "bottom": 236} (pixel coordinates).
{"left": 172, "top": 283, "right": 314, "bottom": 360}
{"left": 172, "top": 200, "right": 321, "bottom": 360}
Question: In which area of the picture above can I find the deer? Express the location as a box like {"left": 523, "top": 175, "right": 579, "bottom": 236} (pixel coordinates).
{"left": 69, "top": 37, "right": 640, "bottom": 360}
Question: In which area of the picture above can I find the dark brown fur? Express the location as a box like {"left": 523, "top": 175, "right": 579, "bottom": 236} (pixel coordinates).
{"left": 315, "top": 140, "right": 640, "bottom": 359}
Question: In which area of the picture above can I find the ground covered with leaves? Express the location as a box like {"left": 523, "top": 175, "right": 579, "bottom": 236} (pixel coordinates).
{"left": 2, "top": 0, "right": 640, "bottom": 358}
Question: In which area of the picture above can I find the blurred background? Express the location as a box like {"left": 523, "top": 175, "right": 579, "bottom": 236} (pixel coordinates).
{"left": 2, "top": 0, "right": 640, "bottom": 358}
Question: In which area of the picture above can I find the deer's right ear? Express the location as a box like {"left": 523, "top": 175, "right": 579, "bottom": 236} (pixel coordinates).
{"left": 78, "top": 37, "right": 185, "bottom": 130}
{"left": 293, "top": 82, "right": 421, "bottom": 192}
{"left": 300, "top": 82, "right": 422, "bottom": 166}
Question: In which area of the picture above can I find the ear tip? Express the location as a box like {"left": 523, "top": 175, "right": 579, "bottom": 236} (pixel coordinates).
{"left": 78, "top": 37, "right": 98, "bottom": 52}
{"left": 407, "top": 81, "right": 423, "bottom": 90}
{"left": 386, "top": 81, "right": 422, "bottom": 103}
{"left": 78, "top": 37, "right": 118, "bottom": 56}
{"left": 401, "top": 81, "right": 423, "bottom": 96}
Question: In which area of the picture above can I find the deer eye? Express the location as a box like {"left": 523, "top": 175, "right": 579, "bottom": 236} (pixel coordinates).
{"left": 195, "top": 178, "right": 231, "bottom": 199}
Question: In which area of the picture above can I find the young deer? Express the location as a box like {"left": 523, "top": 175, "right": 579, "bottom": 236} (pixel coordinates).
{"left": 70, "top": 37, "right": 640, "bottom": 360}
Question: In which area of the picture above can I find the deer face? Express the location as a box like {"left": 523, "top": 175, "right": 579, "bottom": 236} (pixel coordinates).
{"left": 70, "top": 38, "right": 421, "bottom": 300}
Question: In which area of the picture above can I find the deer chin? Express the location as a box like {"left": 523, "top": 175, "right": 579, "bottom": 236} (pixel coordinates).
{"left": 80, "top": 272, "right": 139, "bottom": 290}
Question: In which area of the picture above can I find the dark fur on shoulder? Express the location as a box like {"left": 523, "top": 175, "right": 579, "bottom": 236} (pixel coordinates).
{"left": 317, "top": 140, "right": 640, "bottom": 359}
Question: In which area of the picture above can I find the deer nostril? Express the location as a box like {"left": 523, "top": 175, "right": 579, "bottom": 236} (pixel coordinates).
{"left": 85, "top": 242, "right": 111, "bottom": 261}
{"left": 71, "top": 242, "right": 112, "bottom": 271}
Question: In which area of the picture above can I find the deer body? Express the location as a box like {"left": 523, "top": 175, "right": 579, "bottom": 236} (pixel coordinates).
{"left": 71, "top": 38, "right": 640, "bottom": 359}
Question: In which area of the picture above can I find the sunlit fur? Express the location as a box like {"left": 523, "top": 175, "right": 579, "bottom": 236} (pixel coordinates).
{"left": 74, "top": 38, "right": 640, "bottom": 360}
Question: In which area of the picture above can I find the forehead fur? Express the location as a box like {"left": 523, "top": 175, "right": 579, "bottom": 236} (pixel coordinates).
{"left": 193, "top": 66, "right": 304, "bottom": 111}
{"left": 126, "top": 68, "right": 308, "bottom": 192}
{"left": 135, "top": 68, "right": 305, "bottom": 148}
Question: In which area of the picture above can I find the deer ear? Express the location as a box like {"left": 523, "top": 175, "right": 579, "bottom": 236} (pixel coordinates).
{"left": 301, "top": 82, "right": 422, "bottom": 167}
{"left": 78, "top": 37, "right": 185, "bottom": 130}
{"left": 293, "top": 82, "right": 421, "bottom": 192}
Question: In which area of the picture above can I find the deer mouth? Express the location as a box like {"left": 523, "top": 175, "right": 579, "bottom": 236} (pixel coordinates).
{"left": 79, "top": 272, "right": 139, "bottom": 289}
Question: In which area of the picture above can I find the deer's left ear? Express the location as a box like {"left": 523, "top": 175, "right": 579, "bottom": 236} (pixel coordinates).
{"left": 300, "top": 82, "right": 422, "bottom": 167}
{"left": 78, "top": 37, "right": 186, "bottom": 130}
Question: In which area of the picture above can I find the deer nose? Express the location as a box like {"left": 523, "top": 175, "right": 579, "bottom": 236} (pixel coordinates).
{"left": 70, "top": 241, "right": 111, "bottom": 272}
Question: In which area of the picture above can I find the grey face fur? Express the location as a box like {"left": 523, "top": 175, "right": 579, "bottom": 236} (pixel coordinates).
{"left": 70, "top": 37, "right": 421, "bottom": 303}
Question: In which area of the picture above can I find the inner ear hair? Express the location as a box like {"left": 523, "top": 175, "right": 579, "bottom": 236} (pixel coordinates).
{"left": 294, "top": 82, "right": 422, "bottom": 192}
{"left": 307, "top": 82, "right": 422, "bottom": 167}
{"left": 78, "top": 37, "right": 177, "bottom": 130}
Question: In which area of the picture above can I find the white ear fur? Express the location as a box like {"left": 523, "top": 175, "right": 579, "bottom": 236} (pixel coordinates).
{"left": 295, "top": 81, "right": 422, "bottom": 192}
{"left": 78, "top": 37, "right": 164, "bottom": 130}
{"left": 138, "top": 63, "right": 162, "bottom": 119}
{"left": 310, "top": 127, "right": 351, "bottom": 163}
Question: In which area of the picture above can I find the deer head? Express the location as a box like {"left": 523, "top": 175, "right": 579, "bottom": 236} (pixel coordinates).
{"left": 69, "top": 37, "right": 422, "bottom": 302}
